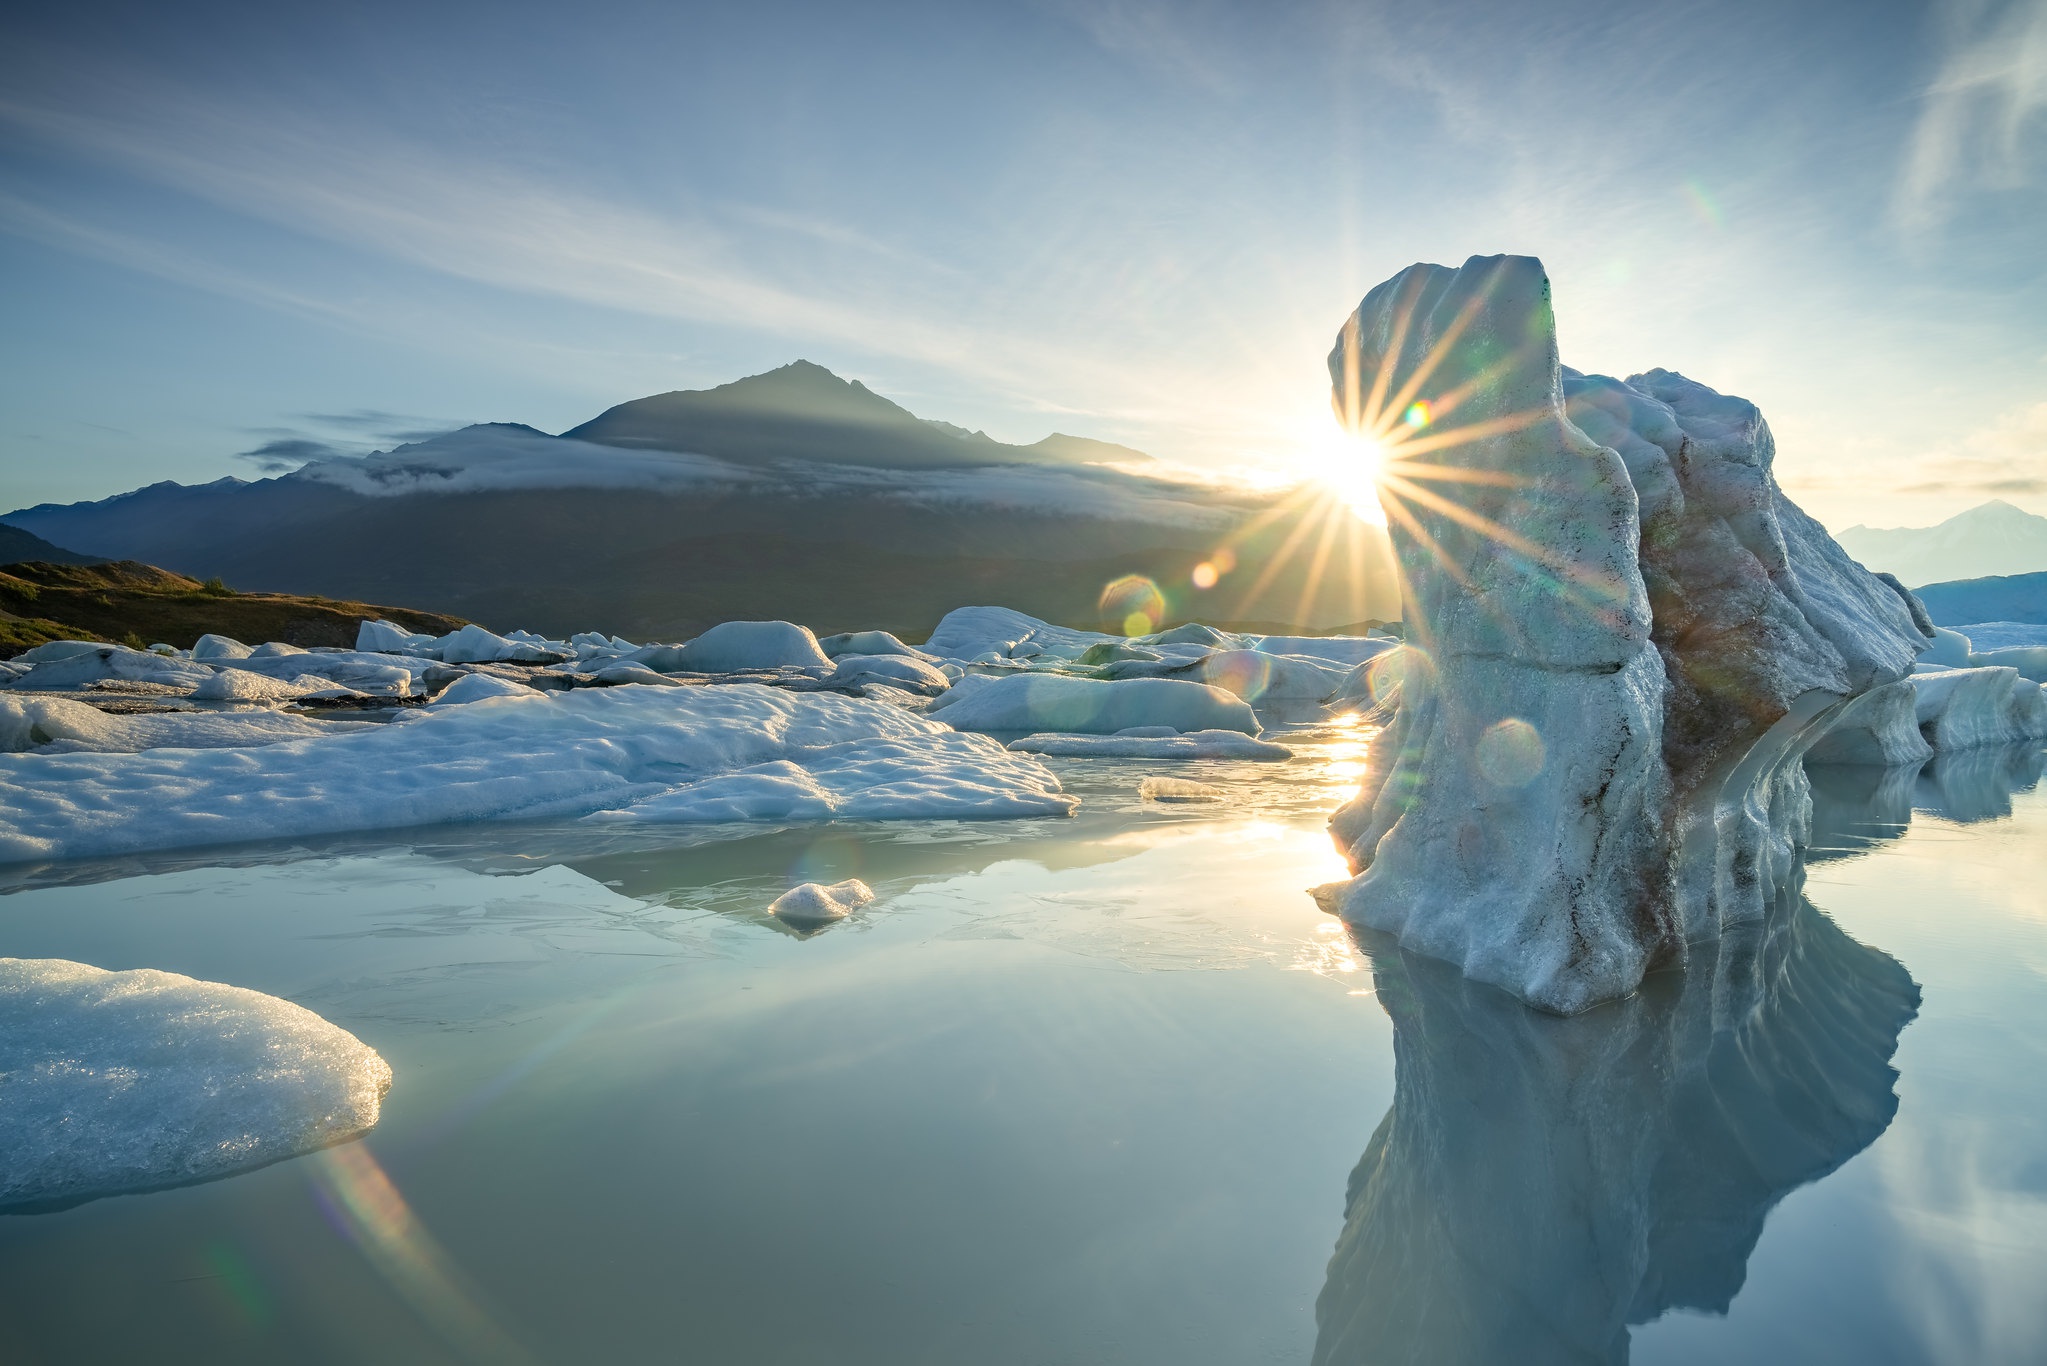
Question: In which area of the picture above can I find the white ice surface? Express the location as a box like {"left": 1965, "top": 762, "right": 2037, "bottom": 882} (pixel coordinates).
{"left": 355, "top": 618, "right": 439, "bottom": 655}
{"left": 1095, "top": 649, "right": 1353, "bottom": 701}
{"left": 191, "top": 670, "right": 337, "bottom": 703}
{"left": 433, "top": 623, "right": 564, "bottom": 664}
{"left": 223, "top": 652, "right": 420, "bottom": 696}
{"left": 930, "top": 672, "right": 1259, "bottom": 736}
{"left": 1954, "top": 622, "right": 2047, "bottom": 651}
{"left": 823, "top": 653, "right": 951, "bottom": 693}
{"left": 0, "top": 696, "right": 364, "bottom": 754}
{"left": 1007, "top": 730, "right": 1293, "bottom": 760}
{"left": 767, "top": 878, "right": 876, "bottom": 930}
{"left": 817, "top": 630, "right": 936, "bottom": 662}
{"left": 0, "top": 957, "right": 390, "bottom": 1210}
{"left": 923, "top": 607, "right": 1116, "bottom": 663}
{"left": 1968, "top": 645, "right": 2047, "bottom": 683}
{"left": 0, "top": 685, "right": 1074, "bottom": 863}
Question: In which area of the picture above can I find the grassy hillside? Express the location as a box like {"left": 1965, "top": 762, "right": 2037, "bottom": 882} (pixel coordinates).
{"left": 0, "top": 561, "right": 465, "bottom": 659}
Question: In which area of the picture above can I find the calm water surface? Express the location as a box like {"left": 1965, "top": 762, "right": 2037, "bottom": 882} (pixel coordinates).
{"left": 0, "top": 722, "right": 2041, "bottom": 1365}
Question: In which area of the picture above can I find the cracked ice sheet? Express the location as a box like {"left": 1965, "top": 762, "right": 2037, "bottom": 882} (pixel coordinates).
{"left": 0, "top": 685, "right": 1073, "bottom": 865}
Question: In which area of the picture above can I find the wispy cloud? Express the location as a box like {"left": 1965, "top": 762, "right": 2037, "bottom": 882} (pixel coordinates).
{"left": 1894, "top": 0, "right": 2047, "bottom": 233}
{"left": 1896, "top": 399, "right": 2047, "bottom": 498}
{"left": 236, "top": 436, "right": 343, "bottom": 473}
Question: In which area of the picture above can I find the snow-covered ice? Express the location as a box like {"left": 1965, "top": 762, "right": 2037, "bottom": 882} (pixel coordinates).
{"left": 1007, "top": 729, "right": 1293, "bottom": 760}
{"left": 768, "top": 879, "right": 876, "bottom": 930}
{"left": 0, "top": 958, "right": 390, "bottom": 1211}
{"left": 665, "top": 620, "right": 832, "bottom": 673}
{"left": 428, "top": 672, "right": 538, "bottom": 705}
{"left": 0, "top": 696, "right": 360, "bottom": 754}
{"left": 929, "top": 672, "right": 1259, "bottom": 736}
{"left": 0, "top": 684, "right": 1074, "bottom": 864}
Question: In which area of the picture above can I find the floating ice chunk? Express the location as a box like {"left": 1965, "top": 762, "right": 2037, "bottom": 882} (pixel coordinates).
{"left": 429, "top": 672, "right": 538, "bottom": 705}
{"left": 1139, "top": 776, "right": 1225, "bottom": 802}
{"left": 3, "top": 645, "right": 215, "bottom": 692}
{"left": 1924, "top": 627, "right": 1974, "bottom": 667}
{"left": 192, "top": 670, "right": 335, "bottom": 703}
{"left": 1913, "top": 666, "right": 2047, "bottom": 749}
{"left": 0, "top": 697, "right": 359, "bottom": 754}
{"left": 933, "top": 673, "right": 1259, "bottom": 736}
{"left": 249, "top": 641, "right": 306, "bottom": 658}
{"left": 433, "top": 623, "right": 565, "bottom": 665}
{"left": 824, "top": 653, "right": 951, "bottom": 694}
{"left": 768, "top": 879, "right": 876, "bottom": 930}
{"left": 1078, "top": 642, "right": 1165, "bottom": 665}
{"left": 923, "top": 606, "right": 1116, "bottom": 663}
{"left": 0, "top": 958, "right": 391, "bottom": 1211}
{"left": 1953, "top": 622, "right": 2047, "bottom": 651}
{"left": 1007, "top": 730, "right": 1292, "bottom": 760}
{"left": 666, "top": 620, "right": 831, "bottom": 672}
{"left": 355, "top": 619, "right": 440, "bottom": 655}
{"left": 12, "top": 640, "right": 110, "bottom": 664}
{"left": 1241, "top": 635, "right": 1398, "bottom": 667}
{"left": 1096, "top": 648, "right": 1353, "bottom": 701}
{"left": 585, "top": 664, "right": 687, "bottom": 687}
{"left": 224, "top": 652, "right": 420, "bottom": 697}
{"left": 190, "top": 633, "right": 253, "bottom": 661}
{"left": 1968, "top": 645, "right": 2047, "bottom": 683}
{"left": 817, "top": 630, "right": 936, "bottom": 662}
{"left": 0, "top": 685, "right": 1074, "bottom": 863}
{"left": 587, "top": 732, "right": 1075, "bottom": 823}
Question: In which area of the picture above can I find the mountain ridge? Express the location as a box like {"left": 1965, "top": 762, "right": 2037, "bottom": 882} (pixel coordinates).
{"left": 1837, "top": 498, "right": 2047, "bottom": 587}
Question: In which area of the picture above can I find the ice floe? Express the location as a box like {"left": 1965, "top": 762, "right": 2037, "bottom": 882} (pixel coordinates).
{"left": 929, "top": 672, "right": 1259, "bottom": 736}
{"left": 0, "top": 685, "right": 1074, "bottom": 864}
{"left": 768, "top": 879, "right": 876, "bottom": 930}
{"left": 0, "top": 958, "right": 390, "bottom": 1211}
{"left": 1007, "top": 729, "right": 1293, "bottom": 760}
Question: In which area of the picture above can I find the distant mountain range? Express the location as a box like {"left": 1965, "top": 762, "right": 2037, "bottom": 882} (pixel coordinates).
{"left": 0, "top": 522, "right": 106, "bottom": 568}
{"left": 1912, "top": 571, "right": 2047, "bottom": 627}
{"left": 5, "top": 362, "right": 1399, "bottom": 639}
{"left": 1837, "top": 499, "right": 2047, "bottom": 588}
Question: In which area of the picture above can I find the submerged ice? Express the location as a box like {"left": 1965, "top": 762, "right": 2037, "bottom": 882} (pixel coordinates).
{"left": 0, "top": 958, "right": 391, "bottom": 1211}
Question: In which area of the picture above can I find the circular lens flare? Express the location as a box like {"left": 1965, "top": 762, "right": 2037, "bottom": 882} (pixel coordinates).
{"left": 1403, "top": 400, "right": 1433, "bottom": 429}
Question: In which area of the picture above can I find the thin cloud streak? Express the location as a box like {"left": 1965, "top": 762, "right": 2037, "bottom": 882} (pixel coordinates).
{"left": 1895, "top": 0, "right": 2047, "bottom": 232}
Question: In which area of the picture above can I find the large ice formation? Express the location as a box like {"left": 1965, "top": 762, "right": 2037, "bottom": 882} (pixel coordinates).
{"left": 0, "top": 958, "right": 391, "bottom": 1211}
{"left": 1325, "top": 254, "right": 1946, "bottom": 1013}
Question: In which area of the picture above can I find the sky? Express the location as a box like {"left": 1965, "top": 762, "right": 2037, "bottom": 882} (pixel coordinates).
{"left": 1, "top": 0, "right": 2044, "bottom": 531}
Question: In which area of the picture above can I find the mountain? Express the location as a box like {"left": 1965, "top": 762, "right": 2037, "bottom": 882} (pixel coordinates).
{"left": 563, "top": 360, "right": 1100, "bottom": 470}
{"left": 5, "top": 364, "right": 1399, "bottom": 639}
{"left": 1912, "top": 570, "right": 2047, "bottom": 627}
{"left": 1836, "top": 499, "right": 2047, "bottom": 588}
{"left": 0, "top": 522, "right": 106, "bottom": 567}
{"left": 0, "top": 559, "right": 463, "bottom": 657}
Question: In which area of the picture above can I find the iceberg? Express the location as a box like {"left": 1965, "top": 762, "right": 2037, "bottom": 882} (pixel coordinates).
{"left": 822, "top": 653, "right": 952, "bottom": 695}
{"left": 1325, "top": 254, "right": 1933, "bottom": 1013}
{"left": 4, "top": 645, "right": 216, "bottom": 693}
{"left": 0, "top": 684, "right": 1074, "bottom": 864}
{"left": 189, "top": 633, "right": 254, "bottom": 662}
{"left": 1912, "top": 666, "right": 2047, "bottom": 750}
{"left": 930, "top": 672, "right": 1260, "bottom": 736}
{"left": 817, "top": 629, "right": 937, "bottom": 662}
{"left": 355, "top": 618, "right": 440, "bottom": 655}
{"left": 0, "top": 958, "right": 390, "bottom": 1211}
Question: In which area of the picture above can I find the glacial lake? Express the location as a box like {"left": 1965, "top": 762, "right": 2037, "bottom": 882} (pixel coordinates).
{"left": 1, "top": 721, "right": 2043, "bottom": 1365}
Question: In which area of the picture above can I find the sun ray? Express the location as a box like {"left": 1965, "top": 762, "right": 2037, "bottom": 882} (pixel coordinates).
{"left": 1292, "top": 495, "right": 1350, "bottom": 628}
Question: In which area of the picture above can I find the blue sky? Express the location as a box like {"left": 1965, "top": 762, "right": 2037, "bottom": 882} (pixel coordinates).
{"left": 2, "top": 0, "right": 2044, "bottom": 529}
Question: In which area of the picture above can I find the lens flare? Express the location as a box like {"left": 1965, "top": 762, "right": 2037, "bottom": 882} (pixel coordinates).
{"left": 1100, "top": 574, "right": 1166, "bottom": 635}
{"left": 1403, "top": 400, "right": 1432, "bottom": 429}
{"left": 1191, "top": 562, "right": 1219, "bottom": 590}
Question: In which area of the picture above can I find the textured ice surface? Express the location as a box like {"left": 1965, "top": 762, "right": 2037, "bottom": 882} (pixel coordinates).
{"left": 4, "top": 646, "right": 215, "bottom": 692}
{"left": 0, "top": 696, "right": 361, "bottom": 754}
{"left": 1913, "top": 667, "right": 2047, "bottom": 749}
{"left": 1954, "top": 622, "right": 2047, "bottom": 651}
{"left": 191, "top": 670, "right": 336, "bottom": 703}
{"left": 190, "top": 633, "right": 254, "bottom": 662}
{"left": 1326, "top": 254, "right": 1931, "bottom": 1013}
{"left": 817, "top": 630, "right": 936, "bottom": 662}
{"left": 0, "top": 958, "right": 391, "bottom": 1211}
{"left": 429, "top": 672, "right": 538, "bottom": 705}
{"left": 668, "top": 620, "right": 832, "bottom": 672}
{"left": 768, "top": 878, "right": 876, "bottom": 930}
{"left": 931, "top": 672, "right": 1259, "bottom": 736}
{"left": 0, "top": 686, "right": 1074, "bottom": 864}
{"left": 1008, "top": 730, "right": 1293, "bottom": 760}
{"left": 923, "top": 607, "right": 1116, "bottom": 663}
{"left": 1092, "top": 649, "right": 1353, "bottom": 702}
{"left": 823, "top": 653, "right": 952, "bottom": 694}
{"left": 1139, "top": 776, "right": 1226, "bottom": 802}
{"left": 355, "top": 618, "right": 439, "bottom": 654}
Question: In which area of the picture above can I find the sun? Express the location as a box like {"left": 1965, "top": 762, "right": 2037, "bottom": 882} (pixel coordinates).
{"left": 1295, "top": 420, "right": 1387, "bottom": 524}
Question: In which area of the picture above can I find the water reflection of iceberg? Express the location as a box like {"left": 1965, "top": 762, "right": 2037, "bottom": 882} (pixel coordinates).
{"left": 1313, "top": 880, "right": 1919, "bottom": 1365}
